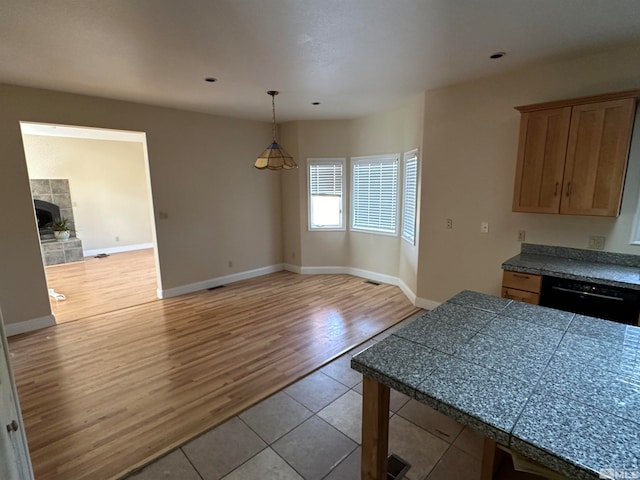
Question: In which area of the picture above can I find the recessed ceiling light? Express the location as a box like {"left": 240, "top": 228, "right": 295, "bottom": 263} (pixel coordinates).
{"left": 204, "top": 77, "right": 218, "bottom": 83}
{"left": 312, "top": 102, "right": 321, "bottom": 106}
{"left": 489, "top": 52, "right": 506, "bottom": 59}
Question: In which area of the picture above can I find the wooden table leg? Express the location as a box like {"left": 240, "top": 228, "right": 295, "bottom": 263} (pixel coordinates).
{"left": 481, "top": 437, "right": 507, "bottom": 480}
{"left": 361, "top": 375, "right": 390, "bottom": 480}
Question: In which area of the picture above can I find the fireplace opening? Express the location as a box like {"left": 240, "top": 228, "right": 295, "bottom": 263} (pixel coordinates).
{"left": 34, "top": 199, "right": 60, "bottom": 237}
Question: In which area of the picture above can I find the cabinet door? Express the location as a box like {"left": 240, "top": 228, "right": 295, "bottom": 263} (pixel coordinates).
{"left": 512, "top": 107, "right": 571, "bottom": 213}
{"left": 560, "top": 98, "right": 636, "bottom": 216}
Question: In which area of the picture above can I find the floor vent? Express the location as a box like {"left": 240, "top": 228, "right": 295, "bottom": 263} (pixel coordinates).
{"left": 207, "top": 285, "right": 224, "bottom": 291}
{"left": 387, "top": 453, "right": 411, "bottom": 479}
{"left": 365, "top": 280, "right": 381, "bottom": 286}
{"left": 94, "top": 253, "right": 109, "bottom": 259}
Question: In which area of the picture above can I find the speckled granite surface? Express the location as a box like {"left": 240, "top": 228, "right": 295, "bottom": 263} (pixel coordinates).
{"left": 502, "top": 243, "right": 640, "bottom": 290}
{"left": 351, "top": 291, "right": 640, "bottom": 479}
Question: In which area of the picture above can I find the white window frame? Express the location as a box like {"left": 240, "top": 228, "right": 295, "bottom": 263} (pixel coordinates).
{"left": 401, "top": 149, "right": 419, "bottom": 245}
{"left": 351, "top": 154, "right": 400, "bottom": 236}
{"left": 308, "top": 158, "right": 346, "bottom": 231}
{"left": 630, "top": 188, "right": 640, "bottom": 245}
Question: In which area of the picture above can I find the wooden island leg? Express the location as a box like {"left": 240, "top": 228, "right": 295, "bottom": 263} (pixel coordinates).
{"left": 481, "top": 437, "right": 507, "bottom": 480}
{"left": 361, "top": 375, "right": 390, "bottom": 480}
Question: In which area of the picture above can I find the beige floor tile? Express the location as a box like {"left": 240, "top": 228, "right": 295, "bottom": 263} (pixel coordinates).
{"left": 426, "top": 445, "right": 481, "bottom": 480}
{"left": 318, "top": 390, "right": 363, "bottom": 443}
{"left": 397, "top": 399, "right": 464, "bottom": 442}
{"left": 321, "top": 355, "right": 363, "bottom": 388}
{"left": 453, "top": 426, "right": 485, "bottom": 460}
{"left": 323, "top": 447, "right": 361, "bottom": 480}
{"left": 126, "top": 449, "right": 202, "bottom": 480}
{"left": 239, "top": 391, "right": 312, "bottom": 443}
{"left": 222, "top": 448, "right": 303, "bottom": 480}
{"left": 389, "top": 389, "right": 411, "bottom": 412}
{"left": 285, "top": 370, "right": 349, "bottom": 413}
{"left": 388, "top": 415, "right": 450, "bottom": 480}
{"left": 272, "top": 416, "right": 357, "bottom": 480}
{"left": 182, "top": 417, "right": 266, "bottom": 480}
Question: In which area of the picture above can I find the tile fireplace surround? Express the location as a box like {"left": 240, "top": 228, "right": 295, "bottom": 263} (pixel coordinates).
{"left": 30, "top": 178, "right": 84, "bottom": 266}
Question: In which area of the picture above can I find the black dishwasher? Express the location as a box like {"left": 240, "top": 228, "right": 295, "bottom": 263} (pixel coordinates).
{"left": 540, "top": 276, "right": 640, "bottom": 325}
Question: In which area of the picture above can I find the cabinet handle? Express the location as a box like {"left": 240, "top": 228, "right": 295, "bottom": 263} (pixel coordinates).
{"left": 554, "top": 182, "right": 559, "bottom": 196}
{"left": 566, "top": 182, "right": 572, "bottom": 197}
{"left": 512, "top": 273, "right": 530, "bottom": 279}
{"left": 6, "top": 420, "right": 18, "bottom": 433}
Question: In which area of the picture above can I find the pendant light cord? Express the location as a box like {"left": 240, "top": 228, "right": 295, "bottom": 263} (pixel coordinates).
{"left": 271, "top": 93, "right": 277, "bottom": 142}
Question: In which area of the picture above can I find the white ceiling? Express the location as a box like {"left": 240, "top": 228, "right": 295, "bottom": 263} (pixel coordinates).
{"left": 2, "top": 0, "right": 640, "bottom": 122}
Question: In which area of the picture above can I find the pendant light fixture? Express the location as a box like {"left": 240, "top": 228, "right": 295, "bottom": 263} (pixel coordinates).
{"left": 255, "top": 90, "right": 297, "bottom": 170}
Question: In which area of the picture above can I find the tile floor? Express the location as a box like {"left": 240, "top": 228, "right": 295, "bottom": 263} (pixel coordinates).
{"left": 126, "top": 315, "right": 538, "bottom": 480}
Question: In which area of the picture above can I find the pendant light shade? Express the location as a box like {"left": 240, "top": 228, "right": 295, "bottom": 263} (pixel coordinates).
{"left": 255, "top": 91, "right": 297, "bottom": 170}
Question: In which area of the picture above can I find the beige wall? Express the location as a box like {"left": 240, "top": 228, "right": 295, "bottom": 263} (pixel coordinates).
{"left": 23, "top": 135, "right": 153, "bottom": 252}
{"left": 348, "top": 96, "right": 424, "bottom": 286}
{"left": 4, "top": 45, "right": 640, "bottom": 328}
{"left": 280, "top": 95, "right": 424, "bottom": 292}
{"left": 281, "top": 120, "right": 351, "bottom": 268}
{"left": 0, "top": 84, "right": 277, "bottom": 327}
{"left": 418, "top": 45, "right": 640, "bottom": 303}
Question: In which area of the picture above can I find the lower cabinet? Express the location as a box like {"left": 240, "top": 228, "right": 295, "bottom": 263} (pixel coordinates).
{"left": 501, "top": 270, "right": 542, "bottom": 305}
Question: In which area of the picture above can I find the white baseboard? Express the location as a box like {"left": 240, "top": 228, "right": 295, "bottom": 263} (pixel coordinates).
{"left": 84, "top": 243, "right": 154, "bottom": 257}
{"left": 283, "top": 263, "right": 302, "bottom": 274}
{"left": 349, "top": 267, "right": 399, "bottom": 286}
{"left": 159, "top": 264, "right": 285, "bottom": 299}
{"left": 300, "top": 265, "right": 348, "bottom": 275}
{"left": 297, "top": 265, "right": 434, "bottom": 309}
{"left": 6, "top": 314, "right": 56, "bottom": 336}
{"left": 398, "top": 279, "right": 417, "bottom": 304}
{"left": 299, "top": 265, "right": 400, "bottom": 287}
{"left": 415, "top": 297, "right": 441, "bottom": 310}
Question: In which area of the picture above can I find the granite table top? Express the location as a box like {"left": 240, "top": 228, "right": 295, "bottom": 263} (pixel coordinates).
{"left": 502, "top": 243, "right": 640, "bottom": 290}
{"left": 351, "top": 290, "right": 640, "bottom": 480}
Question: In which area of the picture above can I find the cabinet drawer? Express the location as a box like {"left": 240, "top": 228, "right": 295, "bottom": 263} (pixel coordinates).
{"left": 502, "top": 270, "right": 542, "bottom": 293}
{"left": 502, "top": 287, "right": 540, "bottom": 305}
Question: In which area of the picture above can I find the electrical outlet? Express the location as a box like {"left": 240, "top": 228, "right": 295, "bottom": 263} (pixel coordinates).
{"left": 446, "top": 218, "right": 453, "bottom": 229}
{"left": 517, "top": 230, "right": 526, "bottom": 242}
{"left": 228, "top": 260, "right": 233, "bottom": 268}
{"left": 480, "top": 221, "right": 489, "bottom": 233}
{"left": 588, "top": 235, "right": 606, "bottom": 250}
{"left": 158, "top": 211, "right": 169, "bottom": 219}
{"left": 115, "top": 236, "right": 120, "bottom": 242}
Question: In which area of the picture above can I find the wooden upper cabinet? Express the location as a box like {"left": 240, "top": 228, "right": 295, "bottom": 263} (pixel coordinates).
{"left": 513, "top": 90, "right": 639, "bottom": 217}
{"left": 561, "top": 99, "right": 636, "bottom": 216}
{"left": 513, "top": 107, "right": 571, "bottom": 213}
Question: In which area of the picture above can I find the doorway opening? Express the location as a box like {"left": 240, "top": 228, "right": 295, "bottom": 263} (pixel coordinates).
{"left": 20, "top": 122, "right": 162, "bottom": 323}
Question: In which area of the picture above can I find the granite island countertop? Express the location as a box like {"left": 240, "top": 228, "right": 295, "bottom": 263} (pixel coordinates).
{"left": 502, "top": 243, "right": 640, "bottom": 290}
{"left": 351, "top": 290, "right": 640, "bottom": 479}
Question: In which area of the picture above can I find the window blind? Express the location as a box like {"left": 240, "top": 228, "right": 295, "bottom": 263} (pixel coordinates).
{"left": 309, "top": 159, "right": 344, "bottom": 229}
{"left": 352, "top": 156, "right": 399, "bottom": 234}
{"left": 402, "top": 151, "right": 418, "bottom": 244}
{"left": 310, "top": 162, "right": 342, "bottom": 196}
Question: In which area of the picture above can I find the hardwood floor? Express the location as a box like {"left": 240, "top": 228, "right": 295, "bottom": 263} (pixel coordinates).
{"left": 8, "top": 271, "right": 419, "bottom": 480}
{"left": 45, "top": 249, "right": 158, "bottom": 324}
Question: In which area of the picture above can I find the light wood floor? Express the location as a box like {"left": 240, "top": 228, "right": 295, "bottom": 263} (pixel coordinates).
{"left": 45, "top": 249, "right": 158, "bottom": 324}
{"left": 8, "top": 270, "right": 419, "bottom": 480}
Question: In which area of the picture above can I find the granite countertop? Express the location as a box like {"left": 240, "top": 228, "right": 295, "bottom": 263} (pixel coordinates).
{"left": 351, "top": 290, "right": 640, "bottom": 479}
{"left": 502, "top": 243, "right": 640, "bottom": 290}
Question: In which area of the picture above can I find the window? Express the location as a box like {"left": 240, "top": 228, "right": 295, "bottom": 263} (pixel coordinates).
{"left": 308, "top": 158, "right": 345, "bottom": 230}
{"left": 351, "top": 154, "right": 399, "bottom": 234}
{"left": 401, "top": 149, "right": 418, "bottom": 244}
{"left": 631, "top": 188, "right": 640, "bottom": 245}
